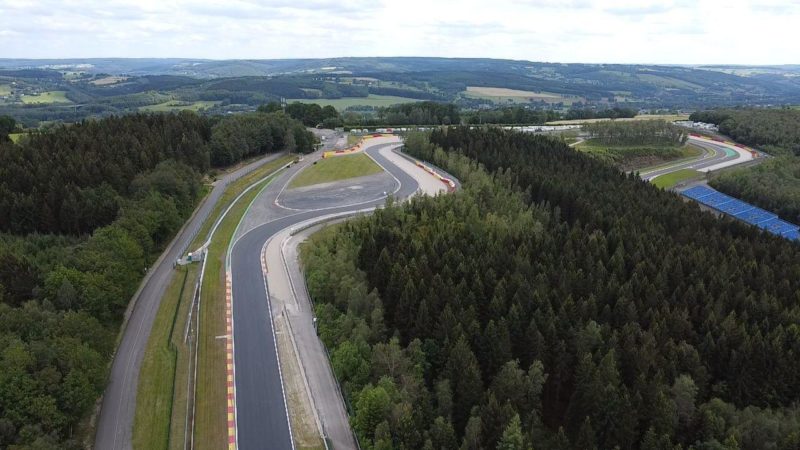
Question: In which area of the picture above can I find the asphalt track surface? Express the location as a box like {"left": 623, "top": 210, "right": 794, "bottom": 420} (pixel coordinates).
{"left": 94, "top": 152, "right": 288, "bottom": 450}
{"left": 231, "top": 141, "right": 421, "bottom": 450}
{"left": 641, "top": 137, "right": 744, "bottom": 181}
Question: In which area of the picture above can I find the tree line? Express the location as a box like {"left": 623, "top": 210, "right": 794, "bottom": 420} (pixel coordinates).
{"left": 0, "top": 111, "right": 314, "bottom": 235}
{"left": 302, "top": 128, "right": 800, "bottom": 450}
{"left": 690, "top": 108, "right": 800, "bottom": 156}
{"left": 0, "top": 110, "right": 312, "bottom": 448}
{"left": 277, "top": 100, "right": 602, "bottom": 128}
{"left": 565, "top": 107, "right": 637, "bottom": 120}
{"left": 463, "top": 108, "right": 560, "bottom": 125}
{"left": 583, "top": 119, "right": 688, "bottom": 146}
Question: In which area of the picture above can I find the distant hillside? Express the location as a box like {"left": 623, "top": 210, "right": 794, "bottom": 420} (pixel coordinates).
{"left": 2, "top": 57, "right": 800, "bottom": 125}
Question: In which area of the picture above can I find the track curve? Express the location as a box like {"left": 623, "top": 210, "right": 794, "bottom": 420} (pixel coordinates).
{"left": 230, "top": 140, "right": 433, "bottom": 449}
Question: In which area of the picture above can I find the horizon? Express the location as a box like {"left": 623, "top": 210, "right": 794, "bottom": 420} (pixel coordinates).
{"left": 0, "top": 55, "right": 797, "bottom": 69}
{"left": 1, "top": 0, "right": 798, "bottom": 65}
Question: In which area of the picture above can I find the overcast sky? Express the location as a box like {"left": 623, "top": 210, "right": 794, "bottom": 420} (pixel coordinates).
{"left": 0, "top": 0, "right": 798, "bottom": 64}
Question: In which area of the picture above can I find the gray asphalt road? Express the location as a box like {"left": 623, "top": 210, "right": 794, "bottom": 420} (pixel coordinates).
{"left": 642, "top": 138, "right": 737, "bottom": 181}
{"left": 94, "top": 151, "right": 288, "bottom": 450}
{"left": 278, "top": 171, "right": 399, "bottom": 210}
{"left": 231, "top": 142, "right": 420, "bottom": 450}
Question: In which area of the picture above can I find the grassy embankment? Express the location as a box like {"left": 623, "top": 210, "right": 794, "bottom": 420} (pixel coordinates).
{"left": 289, "top": 153, "right": 383, "bottom": 188}
{"left": 652, "top": 169, "right": 704, "bottom": 189}
{"left": 576, "top": 138, "right": 703, "bottom": 171}
{"left": 133, "top": 154, "right": 295, "bottom": 450}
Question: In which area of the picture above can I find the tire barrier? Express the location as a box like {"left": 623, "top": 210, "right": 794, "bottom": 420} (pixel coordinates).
{"left": 415, "top": 161, "right": 457, "bottom": 192}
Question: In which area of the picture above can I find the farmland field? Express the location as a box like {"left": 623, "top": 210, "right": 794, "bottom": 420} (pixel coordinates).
{"left": 90, "top": 76, "right": 128, "bottom": 86}
{"left": 463, "top": 86, "right": 582, "bottom": 104}
{"left": 286, "top": 94, "right": 418, "bottom": 110}
{"left": 139, "top": 100, "right": 221, "bottom": 112}
{"left": 0, "top": 84, "right": 10, "bottom": 96}
{"left": 20, "top": 91, "right": 71, "bottom": 104}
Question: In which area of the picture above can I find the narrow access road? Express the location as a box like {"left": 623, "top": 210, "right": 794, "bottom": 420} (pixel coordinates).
{"left": 94, "top": 151, "right": 290, "bottom": 450}
{"left": 230, "top": 137, "right": 454, "bottom": 449}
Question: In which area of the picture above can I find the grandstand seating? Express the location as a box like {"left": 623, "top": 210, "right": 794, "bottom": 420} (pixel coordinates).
{"left": 680, "top": 185, "right": 799, "bottom": 241}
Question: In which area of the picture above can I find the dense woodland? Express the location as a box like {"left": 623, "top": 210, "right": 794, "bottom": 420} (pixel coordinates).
{"left": 710, "top": 157, "right": 800, "bottom": 225}
{"left": 0, "top": 111, "right": 312, "bottom": 448}
{"left": 0, "top": 112, "right": 313, "bottom": 235}
{"left": 463, "top": 108, "right": 560, "bottom": 125}
{"left": 303, "top": 128, "right": 800, "bottom": 450}
{"left": 691, "top": 108, "right": 800, "bottom": 225}
{"left": 690, "top": 109, "right": 800, "bottom": 156}
{"left": 577, "top": 120, "right": 690, "bottom": 170}
{"left": 565, "top": 107, "right": 638, "bottom": 120}
{"left": 583, "top": 120, "right": 688, "bottom": 146}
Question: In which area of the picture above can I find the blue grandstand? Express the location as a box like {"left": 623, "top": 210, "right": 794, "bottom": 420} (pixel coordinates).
{"left": 680, "top": 185, "right": 800, "bottom": 241}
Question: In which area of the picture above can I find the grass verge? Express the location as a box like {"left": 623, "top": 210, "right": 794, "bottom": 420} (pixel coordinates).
{"left": 133, "top": 154, "right": 294, "bottom": 450}
{"left": 132, "top": 265, "right": 198, "bottom": 450}
{"left": 652, "top": 169, "right": 704, "bottom": 189}
{"left": 289, "top": 153, "right": 383, "bottom": 188}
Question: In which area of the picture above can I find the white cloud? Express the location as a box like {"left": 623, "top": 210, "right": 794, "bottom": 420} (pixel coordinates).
{"left": 0, "top": 0, "right": 797, "bottom": 64}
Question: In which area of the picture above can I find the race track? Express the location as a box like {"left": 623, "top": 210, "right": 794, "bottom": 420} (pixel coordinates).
{"left": 229, "top": 138, "right": 447, "bottom": 449}
{"left": 642, "top": 135, "right": 756, "bottom": 182}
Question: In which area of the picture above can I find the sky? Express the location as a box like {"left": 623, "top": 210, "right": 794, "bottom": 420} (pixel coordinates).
{"left": 0, "top": 0, "right": 798, "bottom": 64}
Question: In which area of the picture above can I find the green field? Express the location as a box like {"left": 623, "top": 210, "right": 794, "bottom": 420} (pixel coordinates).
{"left": 652, "top": 169, "right": 704, "bottom": 189}
{"left": 0, "top": 84, "right": 10, "bottom": 96}
{"left": 286, "top": 94, "right": 417, "bottom": 110}
{"left": 139, "top": 100, "right": 221, "bottom": 112}
{"left": 637, "top": 74, "right": 703, "bottom": 90}
{"left": 289, "top": 153, "right": 383, "bottom": 188}
{"left": 20, "top": 91, "right": 71, "bottom": 104}
{"left": 9, "top": 133, "right": 23, "bottom": 143}
{"left": 463, "top": 86, "right": 582, "bottom": 105}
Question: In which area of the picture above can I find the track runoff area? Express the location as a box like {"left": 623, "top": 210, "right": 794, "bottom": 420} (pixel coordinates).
{"left": 640, "top": 134, "right": 799, "bottom": 241}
